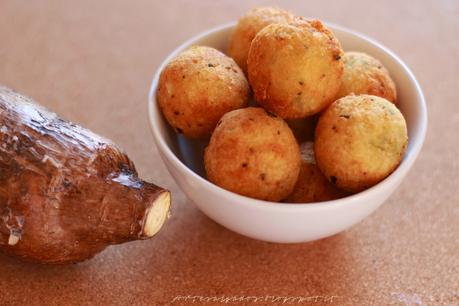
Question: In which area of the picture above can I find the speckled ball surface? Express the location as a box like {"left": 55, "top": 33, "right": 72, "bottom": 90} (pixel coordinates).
{"left": 157, "top": 46, "right": 249, "bottom": 139}
{"left": 338, "top": 51, "right": 397, "bottom": 103}
{"left": 204, "top": 107, "right": 301, "bottom": 201}
{"left": 314, "top": 95, "right": 408, "bottom": 192}
{"left": 247, "top": 19, "right": 344, "bottom": 119}
{"left": 227, "top": 7, "right": 294, "bottom": 73}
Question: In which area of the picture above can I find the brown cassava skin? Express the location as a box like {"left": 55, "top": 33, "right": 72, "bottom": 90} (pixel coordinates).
{"left": 0, "top": 86, "right": 170, "bottom": 264}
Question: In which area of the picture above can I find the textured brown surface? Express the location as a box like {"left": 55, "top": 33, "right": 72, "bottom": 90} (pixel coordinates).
{"left": 0, "top": 87, "right": 169, "bottom": 264}
{"left": 0, "top": 0, "right": 458, "bottom": 305}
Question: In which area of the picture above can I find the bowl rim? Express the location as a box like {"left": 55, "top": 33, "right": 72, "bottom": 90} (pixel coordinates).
{"left": 147, "top": 21, "right": 428, "bottom": 211}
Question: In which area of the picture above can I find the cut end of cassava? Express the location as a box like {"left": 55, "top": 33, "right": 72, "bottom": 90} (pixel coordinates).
{"left": 142, "top": 191, "right": 171, "bottom": 238}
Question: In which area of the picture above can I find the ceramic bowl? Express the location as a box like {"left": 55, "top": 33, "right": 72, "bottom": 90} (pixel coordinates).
{"left": 148, "top": 22, "right": 427, "bottom": 243}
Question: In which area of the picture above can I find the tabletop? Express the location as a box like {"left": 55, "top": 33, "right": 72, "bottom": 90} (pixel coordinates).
{"left": 0, "top": 1, "right": 458, "bottom": 305}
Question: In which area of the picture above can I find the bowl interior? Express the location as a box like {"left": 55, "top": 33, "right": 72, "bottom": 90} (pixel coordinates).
{"left": 150, "top": 22, "right": 427, "bottom": 198}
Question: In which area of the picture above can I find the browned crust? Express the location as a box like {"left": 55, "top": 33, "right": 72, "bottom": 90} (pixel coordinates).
{"left": 204, "top": 107, "right": 301, "bottom": 201}
{"left": 338, "top": 52, "right": 397, "bottom": 103}
{"left": 227, "top": 7, "right": 295, "bottom": 73}
{"left": 314, "top": 95, "right": 407, "bottom": 192}
{"left": 157, "top": 46, "right": 249, "bottom": 139}
{"left": 247, "top": 18, "right": 344, "bottom": 119}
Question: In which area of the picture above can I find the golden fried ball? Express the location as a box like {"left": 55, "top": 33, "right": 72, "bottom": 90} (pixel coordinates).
{"left": 157, "top": 46, "right": 249, "bottom": 139}
{"left": 204, "top": 107, "right": 301, "bottom": 201}
{"left": 247, "top": 19, "right": 344, "bottom": 119}
{"left": 314, "top": 95, "right": 408, "bottom": 193}
{"left": 285, "top": 142, "right": 348, "bottom": 203}
{"left": 227, "top": 7, "right": 295, "bottom": 74}
{"left": 338, "top": 52, "right": 397, "bottom": 103}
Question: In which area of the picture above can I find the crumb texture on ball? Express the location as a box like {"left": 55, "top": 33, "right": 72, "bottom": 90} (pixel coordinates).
{"left": 285, "top": 142, "right": 348, "bottom": 203}
{"left": 157, "top": 46, "right": 249, "bottom": 139}
{"left": 204, "top": 107, "right": 301, "bottom": 201}
{"left": 227, "top": 7, "right": 295, "bottom": 73}
{"left": 338, "top": 51, "right": 397, "bottom": 103}
{"left": 247, "top": 19, "right": 344, "bottom": 119}
{"left": 314, "top": 95, "right": 408, "bottom": 192}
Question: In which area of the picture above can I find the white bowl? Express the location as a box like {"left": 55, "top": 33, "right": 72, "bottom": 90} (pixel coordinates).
{"left": 148, "top": 22, "right": 427, "bottom": 243}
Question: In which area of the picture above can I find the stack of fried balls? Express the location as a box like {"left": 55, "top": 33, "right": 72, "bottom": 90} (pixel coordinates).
{"left": 157, "top": 7, "right": 408, "bottom": 203}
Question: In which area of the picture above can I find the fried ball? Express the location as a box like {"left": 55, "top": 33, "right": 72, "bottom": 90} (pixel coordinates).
{"left": 227, "top": 7, "right": 295, "bottom": 73}
{"left": 247, "top": 18, "right": 344, "bottom": 119}
{"left": 157, "top": 46, "right": 249, "bottom": 139}
{"left": 204, "top": 107, "right": 301, "bottom": 201}
{"left": 338, "top": 52, "right": 397, "bottom": 103}
{"left": 314, "top": 95, "right": 408, "bottom": 193}
{"left": 285, "top": 142, "right": 348, "bottom": 203}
